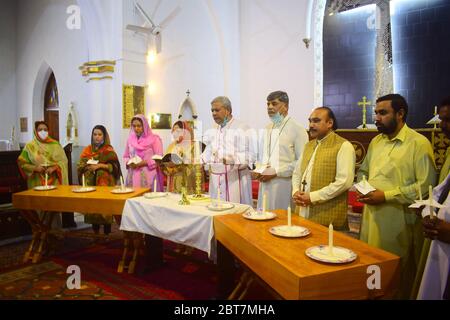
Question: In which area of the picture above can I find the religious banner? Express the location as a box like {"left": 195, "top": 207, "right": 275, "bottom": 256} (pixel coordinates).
{"left": 122, "top": 85, "right": 145, "bottom": 129}
{"left": 150, "top": 113, "right": 172, "bottom": 130}
{"left": 20, "top": 117, "right": 28, "bottom": 133}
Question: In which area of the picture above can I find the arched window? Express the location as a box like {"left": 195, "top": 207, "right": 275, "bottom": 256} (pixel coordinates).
{"left": 43, "top": 72, "right": 59, "bottom": 141}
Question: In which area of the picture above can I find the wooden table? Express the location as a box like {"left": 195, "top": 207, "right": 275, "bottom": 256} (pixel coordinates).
{"left": 214, "top": 210, "right": 400, "bottom": 300}
{"left": 12, "top": 185, "right": 148, "bottom": 272}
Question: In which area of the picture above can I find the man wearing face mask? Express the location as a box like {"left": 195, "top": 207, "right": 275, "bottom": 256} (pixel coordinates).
{"left": 291, "top": 107, "right": 355, "bottom": 230}
{"left": 201, "top": 96, "right": 254, "bottom": 205}
{"left": 254, "top": 91, "right": 308, "bottom": 211}
{"left": 356, "top": 94, "right": 437, "bottom": 299}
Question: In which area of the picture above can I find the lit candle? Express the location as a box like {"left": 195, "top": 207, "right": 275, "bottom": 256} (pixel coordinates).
{"left": 153, "top": 179, "right": 157, "bottom": 193}
{"left": 429, "top": 185, "right": 434, "bottom": 219}
{"left": 45, "top": 173, "right": 48, "bottom": 187}
{"left": 288, "top": 206, "right": 292, "bottom": 227}
{"left": 195, "top": 140, "right": 201, "bottom": 165}
{"left": 82, "top": 174, "right": 85, "bottom": 188}
{"left": 435, "top": 106, "right": 438, "bottom": 115}
{"left": 328, "top": 223, "right": 334, "bottom": 256}
{"left": 263, "top": 193, "right": 267, "bottom": 213}
{"left": 305, "top": 0, "right": 313, "bottom": 39}
{"left": 217, "top": 186, "right": 221, "bottom": 204}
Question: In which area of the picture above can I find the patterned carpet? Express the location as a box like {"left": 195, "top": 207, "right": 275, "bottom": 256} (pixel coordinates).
{"left": 0, "top": 211, "right": 361, "bottom": 300}
{"left": 0, "top": 235, "right": 218, "bottom": 300}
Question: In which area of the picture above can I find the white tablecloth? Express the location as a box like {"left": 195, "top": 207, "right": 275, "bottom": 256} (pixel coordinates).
{"left": 120, "top": 194, "right": 252, "bottom": 259}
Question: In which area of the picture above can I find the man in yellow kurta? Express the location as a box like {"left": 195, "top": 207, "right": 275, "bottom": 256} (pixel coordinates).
{"left": 357, "top": 94, "right": 437, "bottom": 299}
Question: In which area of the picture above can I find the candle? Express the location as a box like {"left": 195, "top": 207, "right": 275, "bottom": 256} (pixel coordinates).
{"left": 195, "top": 140, "right": 201, "bottom": 165}
{"left": 288, "top": 206, "right": 292, "bottom": 227}
{"left": 153, "top": 179, "right": 157, "bottom": 193}
{"left": 217, "top": 187, "right": 221, "bottom": 204}
{"left": 82, "top": 174, "right": 85, "bottom": 188}
{"left": 263, "top": 193, "right": 267, "bottom": 213}
{"left": 328, "top": 223, "right": 334, "bottom": 256}
{"left": 429, "top": 185, "right": 434, "bottom": 219}
{"left": 120, "top": 176, "right": 125, "bottom": 190}
{"left": 305, "top": 0, "right": 313, "bottom": 39}
{"left": 45, "top": 173, "right": 48, "bottom": 187}
{"left": 435, "top": 106, "right": 438, "bottom": 115}
{"left": 417, "top": 184, "right": 422, "bottom": 201}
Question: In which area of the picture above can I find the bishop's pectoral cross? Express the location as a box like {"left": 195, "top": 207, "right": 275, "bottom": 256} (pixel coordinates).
{"left": 358, "top": 96, "right": 372, "bottom": 129}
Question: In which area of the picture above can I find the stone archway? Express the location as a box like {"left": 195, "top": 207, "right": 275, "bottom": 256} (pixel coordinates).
{"left": 31, "top": 61, "right": 54, "bottom": 131}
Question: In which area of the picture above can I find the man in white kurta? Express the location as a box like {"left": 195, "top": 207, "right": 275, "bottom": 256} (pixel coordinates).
{"left": 254, "top": 91, "right": 308, "bottom": 211}
{"left": 417, "top": 173, "right": 450, "bottom": 300}
{"left": 201, "top": 96, "right": 254, "bottom": 205}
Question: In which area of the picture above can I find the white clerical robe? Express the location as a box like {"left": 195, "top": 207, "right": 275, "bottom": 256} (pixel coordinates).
{"left": 201, "top": 118, "right": 254, "bottom": 205}
{"left": 256, "top": 116, "right": 308, "bottom": 211}
{"left": 291, "top": 134, "right": 356, "bottom": 218}
{"left": 418, "top": 174, "right": 450, "bottom": 300}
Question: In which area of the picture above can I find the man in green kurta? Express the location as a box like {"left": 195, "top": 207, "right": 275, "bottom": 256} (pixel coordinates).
{"left": 357, "top": 94, "right": 437, "bottom": 299}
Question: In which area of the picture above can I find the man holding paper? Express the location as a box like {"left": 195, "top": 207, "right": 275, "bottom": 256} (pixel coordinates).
{"left": 201, "top": 96, "right": 254, "bottom": 205}
{"left": 356, "top": 94, "right": 437, "bottom": 299}
{"left": 254, "top": 91, "right": 308, "bottom": 211}
{"left": 292, "top": 107, "right": 355, "bottom": 230}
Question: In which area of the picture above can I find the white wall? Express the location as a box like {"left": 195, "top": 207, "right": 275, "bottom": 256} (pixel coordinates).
{"left": 122, "top": 0, "right": 241, "bottom": 150}
{"left": 16, "top": 0, "right": 89, "bottom": 145}
{"left": 12, "top": 0, "right": 316, "bottom": 175}
{"left": 0, "top": 0, "right": 17, "bottom": 141}
{"left": 240, "top": 0, "right": 315, "bottom": 130}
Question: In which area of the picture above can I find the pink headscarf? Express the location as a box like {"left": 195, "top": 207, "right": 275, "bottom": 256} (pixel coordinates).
{"left": 127, "top": 114, "right": 158, "bottom": 152}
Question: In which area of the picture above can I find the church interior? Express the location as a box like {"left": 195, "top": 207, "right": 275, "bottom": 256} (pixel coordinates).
{"left": 0, "top": 0, "right": 450, "bottom": 303}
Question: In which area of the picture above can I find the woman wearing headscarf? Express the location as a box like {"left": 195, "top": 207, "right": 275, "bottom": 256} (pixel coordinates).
{"left": 17, "top": 121, "right": 69, "bottom": 228}
{"left": 18, "top": 121, "right": 69, "bottom": 188}
{"left": 124, "top": 114, "right": 164, "bottom": 190}
{"left": 78, "top": 125, "right": 121, "bottom": 235}
{"left": 162, "top": 121, "right": 197, "bottom": 193}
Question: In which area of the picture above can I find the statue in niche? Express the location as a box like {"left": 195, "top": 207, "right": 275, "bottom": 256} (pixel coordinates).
{"left": 177, "top": 90, "right": 199, "bottom": 140}
{"left": 66, "top": 102, "right": 79, "bottom": 146}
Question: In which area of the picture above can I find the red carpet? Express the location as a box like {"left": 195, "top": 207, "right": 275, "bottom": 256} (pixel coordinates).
{"left": 0, "top": 239, "right": 218, "bottom": 300}
{"left": 52, "top": 239, "right": 218, "bottom": 300}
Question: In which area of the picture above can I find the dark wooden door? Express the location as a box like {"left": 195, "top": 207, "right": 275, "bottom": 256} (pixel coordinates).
{"left": 44, "top": 110, "right": 59, "bottom": 141}
{"left": 44, "top": 73, "right": 60, "bottom": 141}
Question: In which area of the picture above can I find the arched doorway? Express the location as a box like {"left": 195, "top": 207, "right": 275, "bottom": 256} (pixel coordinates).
{"left": 43, "top": 72, "right": 60, "bottom": 141}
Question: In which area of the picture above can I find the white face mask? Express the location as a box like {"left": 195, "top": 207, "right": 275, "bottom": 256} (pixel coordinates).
{"left": 38, "top": 130, "right": 48, "bottom": 140}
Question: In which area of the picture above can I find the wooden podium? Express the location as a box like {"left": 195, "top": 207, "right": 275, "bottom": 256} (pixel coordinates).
{"left": 336, "top": 128, "right": 449, "bottom": 172}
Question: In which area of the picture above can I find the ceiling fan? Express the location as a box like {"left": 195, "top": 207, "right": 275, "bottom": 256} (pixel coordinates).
{"left": 126, "top": 1, "right": 181, "bottom": 54}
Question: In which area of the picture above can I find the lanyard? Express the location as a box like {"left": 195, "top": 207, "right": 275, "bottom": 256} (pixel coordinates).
{"left": 266, "top": 117, "right": 291, "bottom": 165}
{"left": 213, "top": 118, "right": 234, "bottom": 162}
{"left": 301, "top": 142, "right": 319, "bottom": 192}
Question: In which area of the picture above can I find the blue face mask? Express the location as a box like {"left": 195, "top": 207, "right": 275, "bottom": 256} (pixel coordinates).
{"left": 270, "top": 112, "right": 284, "bottom": 126}
{"left": 220, "top": 116, "right": 229, "bottom": 128}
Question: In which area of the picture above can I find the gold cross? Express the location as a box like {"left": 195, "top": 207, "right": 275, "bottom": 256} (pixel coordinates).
{"left": 358, "top": 96, "right": 372, "bottom": 129}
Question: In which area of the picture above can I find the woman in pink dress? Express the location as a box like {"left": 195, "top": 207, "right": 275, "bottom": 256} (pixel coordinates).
{"left": 124, "top": 114, "right": 164, "bottom": 190}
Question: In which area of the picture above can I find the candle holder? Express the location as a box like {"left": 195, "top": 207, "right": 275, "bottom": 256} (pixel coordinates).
{"left": 179, "top": 187, "right": 191, "bottom": 205}
{"left": 178, "top": 165, "right": 191, "bottom": 205}
{"left": 190, "top": 164, "right": 208, "bottom": 200}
